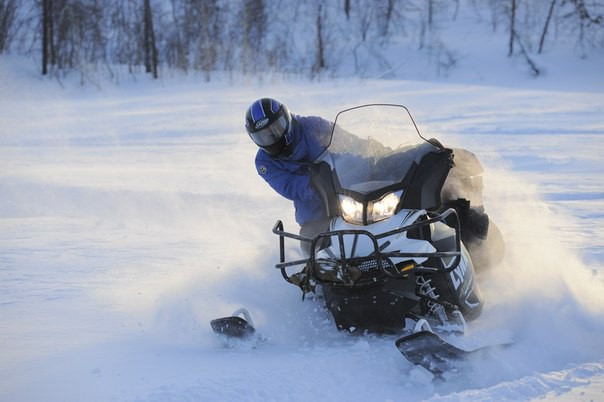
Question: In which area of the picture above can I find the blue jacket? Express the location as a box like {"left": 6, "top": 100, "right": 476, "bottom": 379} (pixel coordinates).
{"left": 255, "top": 115, "right": 333, "bottom": 225}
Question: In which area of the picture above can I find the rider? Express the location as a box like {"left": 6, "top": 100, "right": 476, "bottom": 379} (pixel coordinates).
{"left": 245, "top": 98, "right": 504, "bottom": 268}
{"left": 245, "top": 97, "right": 333, "bottom": 255}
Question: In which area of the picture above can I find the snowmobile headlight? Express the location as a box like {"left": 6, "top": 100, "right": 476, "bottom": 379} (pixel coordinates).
{"left": 370, "top": 191, "right": 402, "bottom": 223}
{"left": 339, "top": 191, "right": 402, "bottom": 225}
{"left": 339, "top": 195, "right": 364, "bottom": 225}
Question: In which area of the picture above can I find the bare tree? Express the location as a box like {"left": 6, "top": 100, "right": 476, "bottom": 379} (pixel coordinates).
{"left": 4, "top": 0, "right": 599, "bottom": 81}
{"left": 0, "top": 0, "right": 19, "bottom": 53}
{"left": 569, "top": 0, "right": 603, "bottom": 25}
{"left": 508, "top": 0, "right": 516, "bottom": 56}
{"left": 355, "top": 0, "right": 373, "bottom": 42}
{"left": 143, "top": 0, "right": 158, "bottom": 78}
{"left": 41, "top": 0, "right": 51, "bottom": 74}
{"left": 538, "top": 0, "right": 557, "bottom": 53}
{"left": 565, "top": 0, "right": 603, "bottom": 57}
{"left": 418, "top": 0, "right": 453, "bottom": 50}
{"left": 376, "top": 0, "right": 395, "bottom": 38}
{"left": 110, "top": 0, "right": 143, "bottom": 73}
{"left": 162, "top": 0, "right": 188, "bottom": 71}
{"left": 39, "top": 0, "right": 109, "bottom": 79}
{"left": 313, "top": 3, "right": 325, "bottom": 75}
{"left": 183, "top": 0, "right": 222, "bottom": 80}
{"left": 241, "top": 0, "right": 266, "bottom": 74}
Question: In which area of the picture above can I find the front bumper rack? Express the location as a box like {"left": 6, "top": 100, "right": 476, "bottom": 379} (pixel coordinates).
{"left": 272, "top": 208, "right": 463, "bottom": 284}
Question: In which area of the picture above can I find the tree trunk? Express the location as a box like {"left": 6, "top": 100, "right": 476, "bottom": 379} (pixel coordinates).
{"left": 42, "top": 0, "right": 50, "bottom": 75}
{"left": 143, "top": 0, "right": 158, "bottom": 78}
{"left": 382, "top": 0, "right": 394, "bottom": 36}
{"left": 538, "top": 0, "right": 557, "bottom": 54}
{"left": 313, "top": 3, "right": 325, "bottom": 75}
{"left": 49, "top": 0, "right": 55, "bottom": 66}
{"left": 508, "top": 0, "right": 516, "bottom": 57}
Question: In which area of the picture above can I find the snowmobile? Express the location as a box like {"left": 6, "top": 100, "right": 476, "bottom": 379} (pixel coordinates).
{"left": 272, "top": 104, "right": 498, "bottom": 332}
{"left": 212, "top": 104, "right": 505, "bottom": 375}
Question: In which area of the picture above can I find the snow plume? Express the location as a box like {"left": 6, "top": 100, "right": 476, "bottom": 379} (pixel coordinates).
{"left": 473, "top": 162, "right": 604, "bottom": 378}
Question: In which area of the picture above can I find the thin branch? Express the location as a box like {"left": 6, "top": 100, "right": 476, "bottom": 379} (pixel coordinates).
{"left": 515, "top": 32, "right": 540, "bottom": 76}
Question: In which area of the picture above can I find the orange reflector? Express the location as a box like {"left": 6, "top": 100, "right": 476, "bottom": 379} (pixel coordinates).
{"left": 400, "top": 263, "right": 415, "bottom": 272}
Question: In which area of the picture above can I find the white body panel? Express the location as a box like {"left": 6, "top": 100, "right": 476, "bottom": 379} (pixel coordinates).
{"left": 322, "top": 208, "right": 437, "bottom": 266}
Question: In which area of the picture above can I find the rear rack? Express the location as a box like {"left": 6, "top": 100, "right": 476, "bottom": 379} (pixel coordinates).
{"left": 272, "top": 208, "right": 463, "bottom": 283}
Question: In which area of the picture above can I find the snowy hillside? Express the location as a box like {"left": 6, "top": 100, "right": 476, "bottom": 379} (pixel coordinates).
{"left": 1, "top": 2, "right": 604, "bottom": 399}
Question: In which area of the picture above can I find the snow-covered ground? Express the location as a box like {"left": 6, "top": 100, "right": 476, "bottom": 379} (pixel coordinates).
{"left": 1, "top": 46, "right": 603, "bottom": 401}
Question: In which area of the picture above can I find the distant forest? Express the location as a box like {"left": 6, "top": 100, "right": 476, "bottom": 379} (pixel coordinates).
{"left": 0, "top": 0, "right": 602, "bottom": 81}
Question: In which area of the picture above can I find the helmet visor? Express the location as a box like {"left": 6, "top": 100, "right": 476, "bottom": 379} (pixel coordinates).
{"left": 249, "top": 115, "right": 290, "bottom": 147}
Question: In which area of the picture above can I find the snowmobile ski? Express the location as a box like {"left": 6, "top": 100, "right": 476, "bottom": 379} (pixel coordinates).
{"left": 210, "top": 308, "right": 256, "bottom": 339}
{"left": 395, "top": 330, "right": 501, "bottom": 376}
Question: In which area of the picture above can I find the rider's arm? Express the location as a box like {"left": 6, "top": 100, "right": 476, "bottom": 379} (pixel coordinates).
{"left": 255, "top": 157, "right": 318, "bottom": 202}
{"left": 295, "top": 115, "right": 334, "bottom": 160}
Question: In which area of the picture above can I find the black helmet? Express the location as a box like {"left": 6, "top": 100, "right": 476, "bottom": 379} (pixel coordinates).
{"left": 245, "top": 98, "right": 293, "bottom": 156}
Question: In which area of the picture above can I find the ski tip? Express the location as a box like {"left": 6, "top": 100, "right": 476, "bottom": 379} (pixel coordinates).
{"left": 395, "top": 330, "right": 440, "bottom": 348}
{"left": 210, "top": 316, "right": 256, "bottom": 339}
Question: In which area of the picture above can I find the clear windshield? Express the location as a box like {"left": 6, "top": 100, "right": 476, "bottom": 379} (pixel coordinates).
{"left": 317, "top": 104, "right": 427, "bottom": 194}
